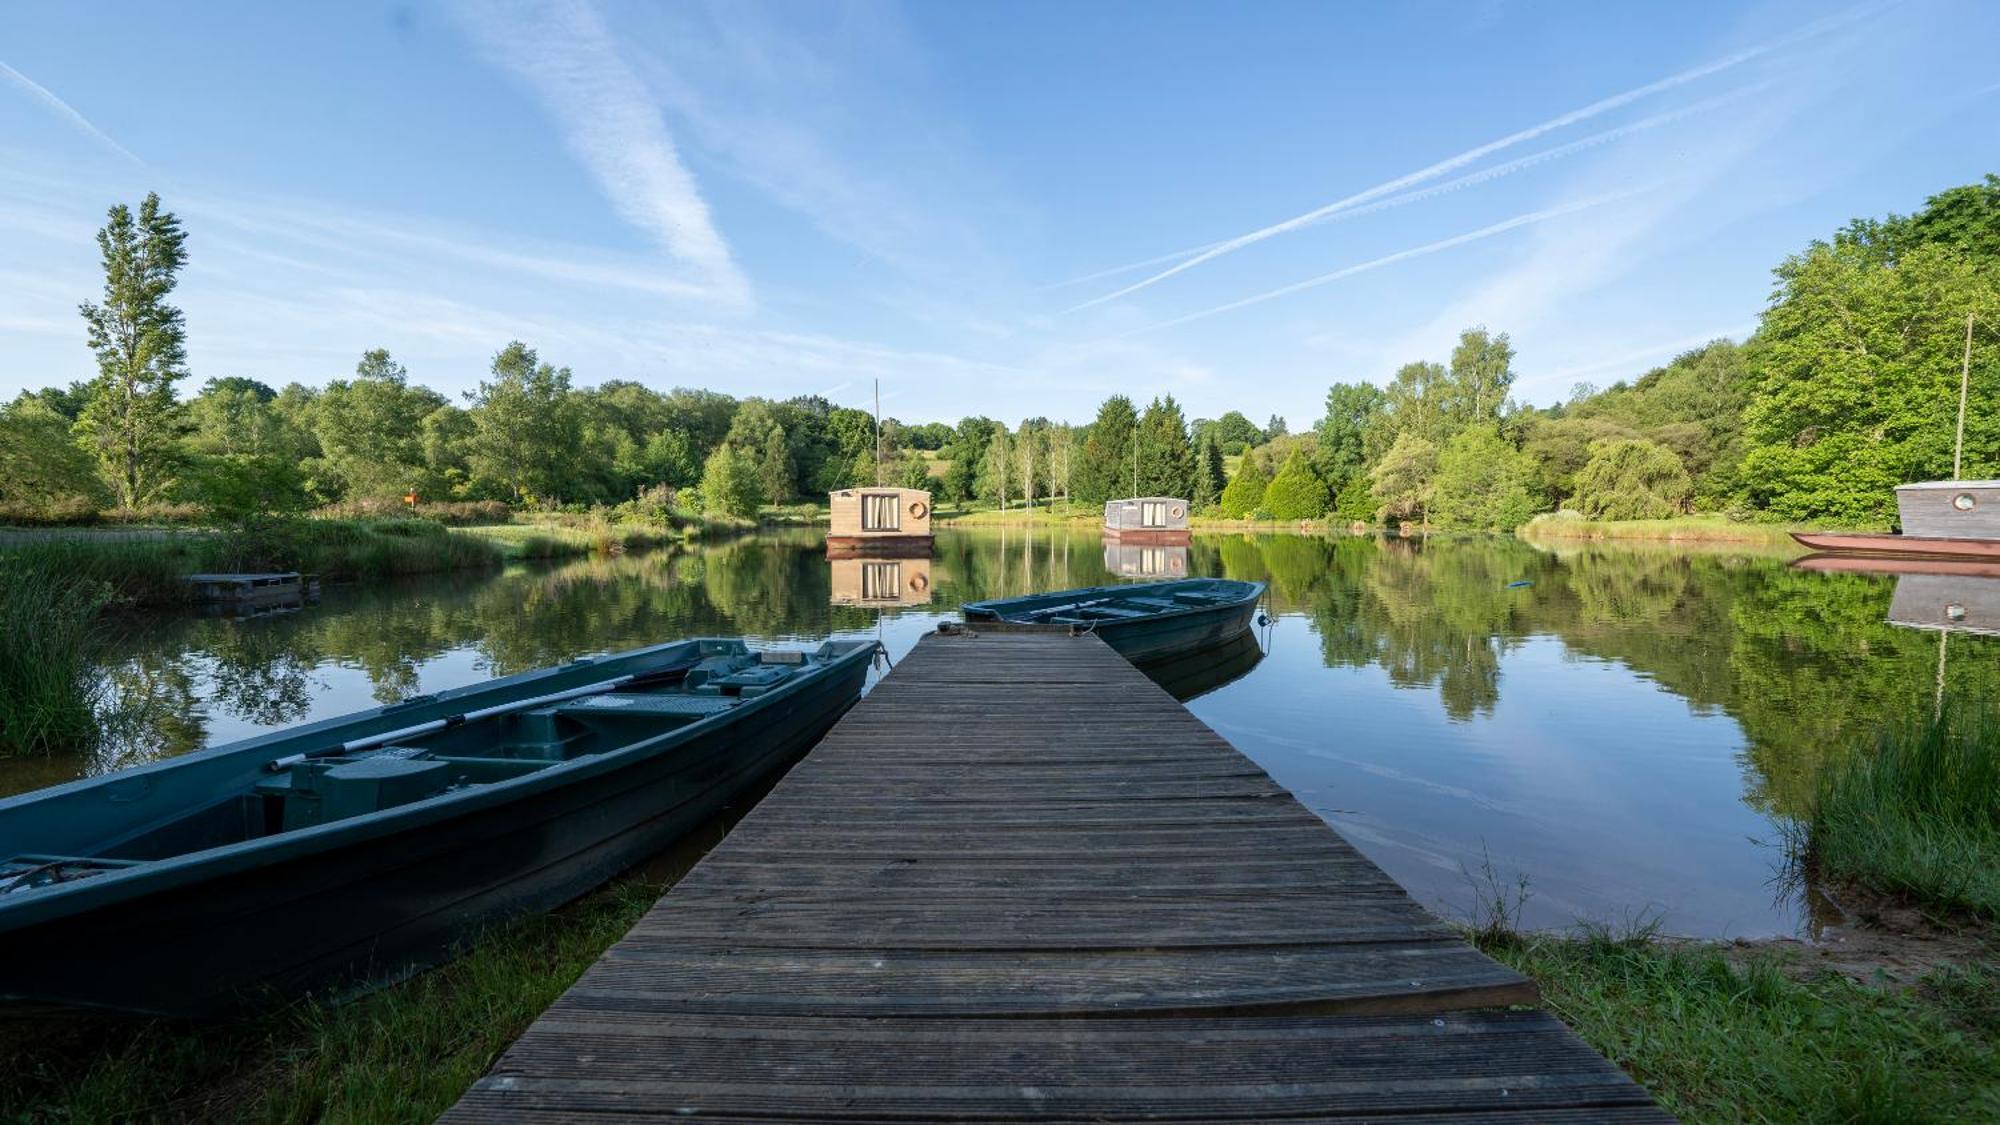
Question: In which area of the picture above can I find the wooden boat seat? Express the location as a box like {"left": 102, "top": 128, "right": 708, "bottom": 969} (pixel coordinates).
{"left": 1075, "top": 605, "right": 1150, "bottom": 619}
{"left": 1125, "top": 597, "right": 1180, "bottom": 609}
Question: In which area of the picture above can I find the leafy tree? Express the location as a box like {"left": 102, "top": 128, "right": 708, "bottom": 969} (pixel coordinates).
{"left": 639, "top": 428, "right": 697, "bottom": 491}
{"left": 419, "top": 405, "right": 477, "bottom": 497}
{"left": 697, "top": 442, "right": 763, "bottom": 517}
{"left": 1261, "top": 449, "right": 1330, "bottom": 520}
{"left": 724, "top": 399, "right": 793, "bottom": 503}
{"left": 1046, "top": 424, "right": 1076, "bottom": 501}
{"left": 981, "top": 426, "right": 1013, "bottom": 508}
{"left": 940, "top": 453, "right": 975, "bottom": 503}
{"left": 314, "top": 350, "right": 445, "bottom": 499}
{"left": 1520, "top": 414, "right": 1638, "bottom": 508}
{"left": 1265, "top": 414, "right": 1288, "bottom": 438}
{"left": 466, "top": 341, "right": 583, "bottom": 503}
{"left": 1369, "top": 432, "right": 1439, "bottom": 526}
{"left": 23, "top": 382, "right": 92, "bottom": 423}
{"left": 898, "top": 454, "right": 933, "bottom": 491}
{"left": 0, "top": 396, "right": 107, "bottom": 516}
{"left": 1739, "top": 242, "right": 2000, "bottom": 524}
{"left": 1216, "top": 454, "right": 1271, "bottom": 518}
{"left": 1332, "top": 473, "right": 1376, "bottom": 523}
{"left": 1572, "top": 438, "right": 1693, "bottom": 519}
{"left": 1013, "top": 424, "right": 1042, "bottom": 506}
{"left": 1379, "top": 361, "right": 1450, "bottom": 449}
{"left": 1204, "top": 411, "right": 1264, "bottom": 455}
{"left": 76, "top": 193, "right": 189, "bottom": 508}
{"left": 1430, "top": 425, "right": 1538, "bottom": 530}
{"left": 1136, "top": 395, "right": 1197, "bottom": 499}
{"left": 1314, "top": 381, "right": 1385, "bottom": 486}
{"left": 1073, "top": 395, "right": 1138, "bottom": 504}
{"left": 1192, "top": 434, "right": 1225, "bottom": 512}
{"left": 1446, "top": 326, "right": 1515, "bottom": 424}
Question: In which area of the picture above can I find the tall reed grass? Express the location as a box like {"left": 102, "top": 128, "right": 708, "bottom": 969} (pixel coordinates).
{"left": 1803, "top": 709, "right": 2000, "bottom": 920}
{"left": 0, "top": 555, "right": 109, "bottom": 756}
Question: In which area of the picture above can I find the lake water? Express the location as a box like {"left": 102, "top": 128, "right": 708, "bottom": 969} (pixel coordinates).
{"left": 10, "top": 526, "right": 1995, "bottom": 939}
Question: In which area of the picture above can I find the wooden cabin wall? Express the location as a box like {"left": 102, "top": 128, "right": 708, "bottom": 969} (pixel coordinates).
{"left": 828, "top": 489, "right": 932, "bottom": 539}
{"left": 1898, "top": 486, "right": 2000, "bottom": 539}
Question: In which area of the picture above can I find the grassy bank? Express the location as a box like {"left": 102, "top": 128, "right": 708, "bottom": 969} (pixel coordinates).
{"left": 1481, "top": 927, "right": 1998, "bottom": 1123}
{"left": 1518, "top": 512, "right": 1808, "bottom": 547}
{"left": 1801, "top": 710, "right": 2000, "bottom": 922}
{"left": 0, "top": 520, "right": 507, "bottom": 607}
{"left": 458, "top": 521, "right": 686, "bottom": 561}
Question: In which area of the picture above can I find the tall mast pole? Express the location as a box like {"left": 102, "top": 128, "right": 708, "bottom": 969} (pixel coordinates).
{"left": 873, "top": 378, "right": 882, "bottom": 487}
{"left": 1955, "top": 313, "right": 1975, "bottom": 480}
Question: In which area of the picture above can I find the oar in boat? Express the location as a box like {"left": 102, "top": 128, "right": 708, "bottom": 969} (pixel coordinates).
{"left": 262, "top": 664, "right": 694, "bottom": 772}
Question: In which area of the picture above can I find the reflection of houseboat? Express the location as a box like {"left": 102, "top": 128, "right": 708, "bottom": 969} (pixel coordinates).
{"left": 826, "top": 487, "right": 932, "bottom": 559}
{"left": 829, "top": 556, "right": 934, "bottom": 608}
{"left": 1103, "top": 496, "right": 1190, "bottom": 544}
{"left": 1103, "top": 541, "right": 1188, "bottom": 579}
{"left": 1793, "top": 482, "right": 2000, "bottom": 561}
{"left": 1887, "top": 571, "right": 2000, "bottom": 636}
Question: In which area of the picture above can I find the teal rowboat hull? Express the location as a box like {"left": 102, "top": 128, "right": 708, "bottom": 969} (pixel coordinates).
{"left": 0, "top": 638, "right": 873, "bottom": 1016}
{"left": 961, "top": 578, "right": 1265, "bottom": 664}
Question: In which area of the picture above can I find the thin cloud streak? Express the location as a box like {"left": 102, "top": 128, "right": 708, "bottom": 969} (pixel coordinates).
{"left": 1107, "top": 193, "right": 1634, "bottom": 340}
{"left": 1534, "top": 323, "right": 1758, "bottom": 389}
{"left": 454, "top": 0, "right": 749, "bottom": 307}
{"left": 1067, "top": 5, "right": 1881, "bottom": 312}
{"left": 0, "top": 61, "right": 142, "bottom": 164}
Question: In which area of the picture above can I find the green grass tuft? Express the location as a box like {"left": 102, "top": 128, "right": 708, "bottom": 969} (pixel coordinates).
{"left": 1484, "top": 930, "right": 2000, "bottom": 1124}
{"left": 0, "top": 554, "right": 109, "bottom": 756}
{"left": 1802, "top": 709, "right": 2000, "bottom": 921}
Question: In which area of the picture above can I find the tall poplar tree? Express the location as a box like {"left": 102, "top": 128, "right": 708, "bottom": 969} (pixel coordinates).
{"left": 77, "top": 193, "right": 189, "bottom": 508}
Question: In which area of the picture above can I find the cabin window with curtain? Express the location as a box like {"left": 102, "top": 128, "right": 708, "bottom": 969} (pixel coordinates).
{"left": 1140, "top": 500, "right": 1168, "bottom": 527}
{"left": 860, "top": 561, "right": 901, "bottom": 601}
{"left": 862, "top": 493, "right": 901, "bottom": 531}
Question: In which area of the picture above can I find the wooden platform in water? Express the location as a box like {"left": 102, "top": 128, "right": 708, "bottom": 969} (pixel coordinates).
{"left": 446, "top": 632, "right": 1669, "bottom": 1123}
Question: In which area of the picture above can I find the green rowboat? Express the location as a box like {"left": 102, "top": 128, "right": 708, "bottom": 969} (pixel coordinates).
{"left": 960, "top": 578, "right": 1265, "bottom": 664}
{"left": 0, "top": 637, "right": 873, "bottom": 1015}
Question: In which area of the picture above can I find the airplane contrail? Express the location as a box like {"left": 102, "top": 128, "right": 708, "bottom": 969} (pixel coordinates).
{"left": 1106, "top": 192, "right": 1634, "bottom": 340}
{"left": 0, "top": 61, "right": 142, "bottom": 164}
{"left": 1067, "top": 5, "right": 1882, "bottom": 312}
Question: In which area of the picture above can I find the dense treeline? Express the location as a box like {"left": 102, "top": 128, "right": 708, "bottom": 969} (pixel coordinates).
{"left": 5, "top": 177, "right": 1997, "bottom": 529}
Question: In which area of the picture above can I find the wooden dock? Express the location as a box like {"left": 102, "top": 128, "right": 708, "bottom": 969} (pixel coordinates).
{"left": 445, "top": 631, "right": 1669, "bottom": 1122}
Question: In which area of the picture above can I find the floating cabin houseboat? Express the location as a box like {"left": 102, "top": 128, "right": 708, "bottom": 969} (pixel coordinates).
{"left": 1793, "top": 481, "right": 2000, "bottom": 561}
{"left": 829, "top": 556, "right": 933, "bottom": 607}
{"left": 826, "top": 487, "right": 933, "bottom": 559}
{"left": 1103, "top": 497, "right": 1191, "bottom": 544}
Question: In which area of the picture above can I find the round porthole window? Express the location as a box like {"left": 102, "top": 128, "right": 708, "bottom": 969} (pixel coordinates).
{"left": 1953, "top": 493, "right": 1977, "bottom": 511}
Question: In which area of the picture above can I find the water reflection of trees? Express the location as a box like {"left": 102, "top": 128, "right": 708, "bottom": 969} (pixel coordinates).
{"left": 80, "top": 528, "right": 2000, "bottom": 821}
{"left": 1201, "top": 532, "right": 1999, "bottom": 817}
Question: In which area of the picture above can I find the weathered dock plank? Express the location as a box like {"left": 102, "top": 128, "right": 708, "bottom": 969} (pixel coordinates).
{"left": 445, "top": 632, "right": 1669, "bottom": 1123}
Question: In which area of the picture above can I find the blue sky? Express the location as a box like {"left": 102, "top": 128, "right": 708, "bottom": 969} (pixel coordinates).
{"left": 3, "top": 1, "right": 1995, "bottom": 427}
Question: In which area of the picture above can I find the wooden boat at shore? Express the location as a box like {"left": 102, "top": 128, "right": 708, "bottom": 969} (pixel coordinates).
{"left": 960, "top": 577, "right": 1264, "bottom": 664}
{"left": 1792, "top": 481, "right": 2000, "bottom": 561}
{"left": 0, "top": 637, "right": 874, "bottom": 1016}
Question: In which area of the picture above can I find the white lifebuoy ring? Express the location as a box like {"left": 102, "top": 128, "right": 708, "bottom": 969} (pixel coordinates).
{"left": 908, "top": 500, "right": 928, "bottom": 519}
{"left": 910, "top": 573, "right": 929, "bottom": 592}
{"left": 1169, "top": 505, "right": 1184, "bottom": 519}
